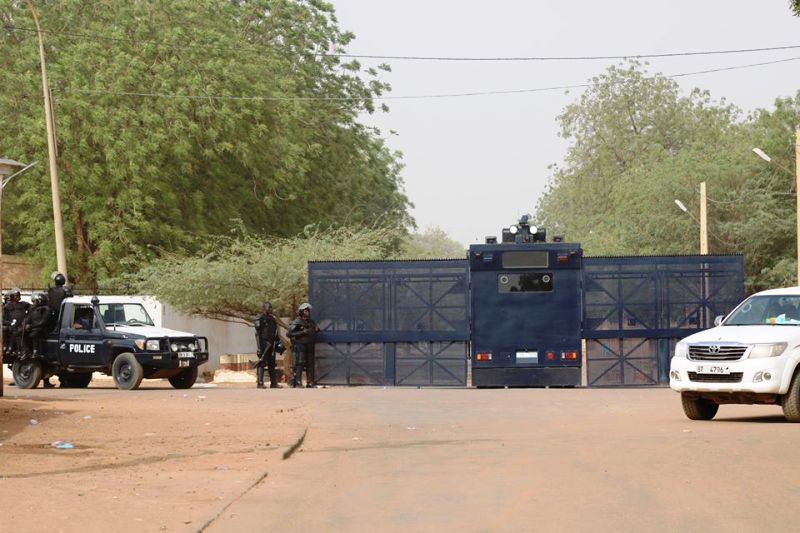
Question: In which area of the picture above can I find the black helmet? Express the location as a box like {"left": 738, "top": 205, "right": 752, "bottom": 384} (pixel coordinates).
{"left": 275, "top": 340, "right": 286, "bottom": 355}
{"left": 31, "top": 292, "right": 47, "bottom": 305}
{"left": 52, "top": 272, "right": 66, "bottom": 286}
{"left": 10, "top": 288, "right": 21, "bottom": 300}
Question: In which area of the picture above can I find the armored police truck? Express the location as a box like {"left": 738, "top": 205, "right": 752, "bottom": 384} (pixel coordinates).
{"left": 10, "top": 295, "right": 208, "bottom": 390}
{"left": 470, "top": 216, "right": 583, "bottom": 387}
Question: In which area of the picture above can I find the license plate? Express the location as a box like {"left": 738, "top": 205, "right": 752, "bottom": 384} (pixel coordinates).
{"left": 179, "top": 360, "right": 190, "bottom": 367}
{"left": 178, "top": 352, "right": 195, "bottom": 359}
{"left": 516, "top": 351, "right": 538, "bottom": 361}
{"left": 696, "top": 365, "right": 730, "bottom": 375}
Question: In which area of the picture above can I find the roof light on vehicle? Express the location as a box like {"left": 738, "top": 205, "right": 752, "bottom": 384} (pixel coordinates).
{"left": 749, "top": 343, "right": 787, "bottom": 359}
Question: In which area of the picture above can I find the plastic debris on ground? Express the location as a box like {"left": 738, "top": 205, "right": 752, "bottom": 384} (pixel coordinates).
{"left": 51, "top": 441, "right": 74, "bottom": 449}
{"left": 29, "top": 419, "right": 38, "bottom": 425}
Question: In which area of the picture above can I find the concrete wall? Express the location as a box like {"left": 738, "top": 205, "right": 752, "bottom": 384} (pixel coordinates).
{"left": 0, "top": 255, "right": 42, "bottom": 289}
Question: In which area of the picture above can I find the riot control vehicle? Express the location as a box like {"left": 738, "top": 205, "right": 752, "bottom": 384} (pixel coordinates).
{"left": 470, "top": 216, "right": 583, "bottom": 387}
{"left": 9, "top": 295, "right": 208, "bottom": 390}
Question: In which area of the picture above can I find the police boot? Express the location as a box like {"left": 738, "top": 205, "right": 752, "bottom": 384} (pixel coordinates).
{"left": 256, "top": 367, "right": 266, "bottom": 389}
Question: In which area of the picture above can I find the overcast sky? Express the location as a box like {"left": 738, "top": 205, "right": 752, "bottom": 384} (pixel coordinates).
{"left": 329, "top": 0, "right": 800, "bottom": 246}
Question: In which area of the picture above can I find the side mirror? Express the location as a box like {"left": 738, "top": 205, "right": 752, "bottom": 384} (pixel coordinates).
{"left": 714, "top": 315, "right": 725, "bottom": 327}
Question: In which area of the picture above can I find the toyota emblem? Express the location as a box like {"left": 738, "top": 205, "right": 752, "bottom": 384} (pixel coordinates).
{"left": 708, "top": 344, "right": 721, "bottom": 353}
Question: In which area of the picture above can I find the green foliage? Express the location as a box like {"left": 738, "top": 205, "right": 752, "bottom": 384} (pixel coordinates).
{"left": 0, "top": 0, "right": 411, "bottom": 287}
{"left": 792, "top": 0, "right": 800, "bottom": 16}
{"left": 130, "top": 226, "right": 396, "bottom": 323}
{"left": 397, "top": 227, "right": 466, "bottom": 259}
{"left": 535, "top": 61, "right": 799, "bottom": 291}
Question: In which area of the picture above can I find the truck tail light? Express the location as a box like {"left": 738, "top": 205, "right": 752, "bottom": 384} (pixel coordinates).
{"left": 546, "top": 351, "right": 556, "bottom": 361}
{"left": 476, "top": 352, "right": 492, "bottom": 361}
{"left": 557, "top": 255, "right": 568, "bottom": 264}
{"left": 562, "top": 351, "right": 578, "bottom": 360}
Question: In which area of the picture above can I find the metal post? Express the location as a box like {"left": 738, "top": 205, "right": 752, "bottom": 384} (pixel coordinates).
{"left": 25, "top": 0, "right": 68, "bottom": 280}
{"left": 700, "top": 181, "right": 708, "bottom": 255}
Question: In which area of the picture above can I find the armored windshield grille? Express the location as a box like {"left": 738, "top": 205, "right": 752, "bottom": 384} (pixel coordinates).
{"left": 688, "top": 345, "right": 747, "bottom": 361}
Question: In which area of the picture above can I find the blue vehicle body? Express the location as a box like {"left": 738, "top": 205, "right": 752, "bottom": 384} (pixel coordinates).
{"left": 469, "top": 241, "right": 583, "bottom": 387}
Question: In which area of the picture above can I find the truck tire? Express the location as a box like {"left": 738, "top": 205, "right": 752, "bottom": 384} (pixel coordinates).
{"left": 59, "top": 373, "right": 93, "bottom": 389}
{"left": 112, "top": 353, "right": 144, "bottom": 391}
{"left": 681, "top": 392, "right": 719, "bottom": 420}
{"left": 168, "top": 367, "right": 198, "bottom": 389}
{"left": 12, "top": 359, "right": 43, "bottom": 389}
{"left": 781, "top": 371, "right": 800, "bottom": 422}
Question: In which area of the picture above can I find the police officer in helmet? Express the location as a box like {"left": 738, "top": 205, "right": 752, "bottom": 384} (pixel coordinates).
{"left": 6, "top": 288, "right": 30, "bottom": 357}
{"left": 24, "top": 293, "right": 54, "bottom": 387}
{"left": 47, "top": 271, "right": 73, "bottom": 324}
{"left": 287, "top": 302, "right": 320, "bottom": 388}
{"left": 253, "top": 301, "right": 280, "bottom": 389}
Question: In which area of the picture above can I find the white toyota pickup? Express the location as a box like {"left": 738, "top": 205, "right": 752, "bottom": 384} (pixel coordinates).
{"left": 670, "top": 287, "right": 800, "bottom": 422}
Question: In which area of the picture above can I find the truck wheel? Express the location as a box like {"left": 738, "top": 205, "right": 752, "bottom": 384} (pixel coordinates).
{"left": 781, "top": 371, "right": 800, "bottom": 422}
{"left": 112, "top": 353, "right": 144, "bottom": 390}
{"left": 681, "top": 392, "right": 719, "bottom": 420}
{"left": 59, "top": 373, "right": 93, "bottom": 389}
{"left": 168, "top": 367, "right": 198, "bottom": 389}
{"left": 12, "top": 359, "right": 43, "bottom": 389}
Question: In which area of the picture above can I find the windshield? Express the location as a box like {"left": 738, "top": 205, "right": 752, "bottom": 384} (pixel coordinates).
{"left": 98, "top": 303, "right": 155, "bottom": 326}
{"left": 725, "top": 295, "right": 800, "bottom": 326}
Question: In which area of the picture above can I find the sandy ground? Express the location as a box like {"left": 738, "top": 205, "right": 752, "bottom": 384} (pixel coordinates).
{"left": 2, "top": 378, "right": 800, "bottom": 532}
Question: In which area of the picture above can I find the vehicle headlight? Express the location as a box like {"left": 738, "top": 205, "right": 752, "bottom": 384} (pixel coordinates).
{"left": 188, "top": 341, "right": 199, "bottom": 351}
{"left": 674, "top": 342, "right": 689, "bottom": 358}
{"left": 146, "top": 339, "right": 161, "bottom": 351}
{"left": 749, "top": 343, "right": 787, "bottom": 359}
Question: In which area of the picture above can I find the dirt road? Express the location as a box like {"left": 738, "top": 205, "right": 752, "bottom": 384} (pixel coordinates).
{"left": 2, "top": 380, "right": 799, "bottom": 532}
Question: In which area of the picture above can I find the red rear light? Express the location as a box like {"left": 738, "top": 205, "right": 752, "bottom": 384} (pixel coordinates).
{"left": 562, "top": 351, "right": 578, "bottom": 360}
{"left": 557, "top": 255, "right": 568, "bottom": 264}
{"left": 546, "top": 351, "right": 556, "bottom": 361}
{"left": 476, "top": 352, "right": 492, "bottom": 361}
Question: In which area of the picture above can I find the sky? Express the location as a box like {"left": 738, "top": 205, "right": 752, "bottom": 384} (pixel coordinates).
{"left": 328, "top": 0, "right": 800, "bottom": 246}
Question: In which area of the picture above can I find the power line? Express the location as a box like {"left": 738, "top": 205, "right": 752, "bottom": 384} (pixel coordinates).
{"left": 56, "top": 55, "right": 800, "bottom": 102}
{"left": 5, "top": 23, "right": 800, "bottom": 62}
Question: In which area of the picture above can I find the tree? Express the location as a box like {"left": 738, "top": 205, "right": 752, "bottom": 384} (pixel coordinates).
{"left": 535, "top": 61, "right": 798, "bottom": 291}
{"left": 0, "top": 0, "right": 411, "bottom": 287}
{"left": 131, "top": 226, "right": 397, "bottom": 323}
{"left": 792, "top": 0, "right": 800, "bottom": 16}
{"left": 398, "top": 227, "right": 466, "bottom": 259}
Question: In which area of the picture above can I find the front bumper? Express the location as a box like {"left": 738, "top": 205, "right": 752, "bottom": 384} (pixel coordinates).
{"left": 669, "top": 355, "right": 790, "bottom": 394}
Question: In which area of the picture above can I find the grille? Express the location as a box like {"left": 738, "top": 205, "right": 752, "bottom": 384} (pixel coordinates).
{"left": 688, "top": 345, "right": 747, "bottom": 361}
{"left": 688, "top": 372, "right": 743, "bottom": 383}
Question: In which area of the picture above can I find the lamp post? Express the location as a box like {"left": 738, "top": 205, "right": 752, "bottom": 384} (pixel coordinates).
{"left": 674, "top": 180, "right": 709, "bottom": 255}
{"left": 752, "top": 128, "right": 800, "bottom": 284}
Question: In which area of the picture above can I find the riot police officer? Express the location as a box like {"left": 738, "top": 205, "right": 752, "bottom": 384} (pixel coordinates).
{"left": 6, "top": 288, "right": 30, "bottom": 356}
{"left": 287, "top": 302, "right": 320, "bottom": 388}
{"left": 47, "top": 271, "right": 72, "bottom": 323}
{"left": 2, "top": 291, "right": 11, "bottom": 359}
{"left": 254, "top": 302, "right": 279, "bottom": 389}
{"left": 23, "top": 293, "right": 50, "bottom": 356}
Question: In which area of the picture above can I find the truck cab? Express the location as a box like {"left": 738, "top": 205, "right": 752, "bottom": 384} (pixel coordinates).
{"left": 12, "top": 295, "right": 209, "bottom": 390}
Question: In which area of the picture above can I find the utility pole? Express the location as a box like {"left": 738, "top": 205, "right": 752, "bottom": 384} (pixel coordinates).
{"left": 699, "top": 181, "right": 708, "bottom": 255}
{"left": 25, "top": 0, "right": 68, "bottom": 280}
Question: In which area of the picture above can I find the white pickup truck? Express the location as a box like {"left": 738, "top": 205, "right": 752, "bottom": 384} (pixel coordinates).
{"left": 670, "top": 287, "right": 800, "bottom": 422}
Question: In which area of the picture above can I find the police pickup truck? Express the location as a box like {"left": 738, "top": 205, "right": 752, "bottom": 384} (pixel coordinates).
{"left": 670, "top": 287, "right": 800, "bottom": 422}
{"left": 11, "top": 295, "right": 208, "bottom": 390}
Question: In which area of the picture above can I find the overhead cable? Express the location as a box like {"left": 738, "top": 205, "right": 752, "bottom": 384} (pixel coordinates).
{"left": 57, "top": 56, "right": 800, "bottom": 102}
{"left": 4, "top": 23, "right": 800, "bottom": 62}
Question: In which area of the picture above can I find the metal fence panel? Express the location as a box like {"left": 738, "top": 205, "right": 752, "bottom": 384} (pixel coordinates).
{"left": 309, "top": 260, "right": 470, "bottom": 386}
{"left": 583, "top": 255, "right": 744, "bottom": 386}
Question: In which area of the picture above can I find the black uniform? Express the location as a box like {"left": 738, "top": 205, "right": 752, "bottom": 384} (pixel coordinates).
{"left": 2, "top": 299, "right": 11, "bottom": 357}
{"left": 254, "top": 312, "right": 279, "bottom": 388}
{"left": 7, "top": 300, "right": 31, "bottom": 355}
{"left": 47, "top": 285, "right": 72, "bottom": 325}
{"left": 24, "top": 302, "right": 51, "bottom": 356}
{"left": 287, "top": 316, "right": 319, "bottom": 387}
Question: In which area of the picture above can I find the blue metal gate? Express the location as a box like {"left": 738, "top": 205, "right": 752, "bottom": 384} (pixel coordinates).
{"left": 308, "top": 260, "right": 470, "bottom": 386}
{"left": 582, "top": 255, "right": 744, "bottom": 386}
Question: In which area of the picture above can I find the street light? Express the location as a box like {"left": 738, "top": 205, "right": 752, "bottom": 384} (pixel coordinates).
{"left": 752, "top": 131, "right": 800, "bottom": 285}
